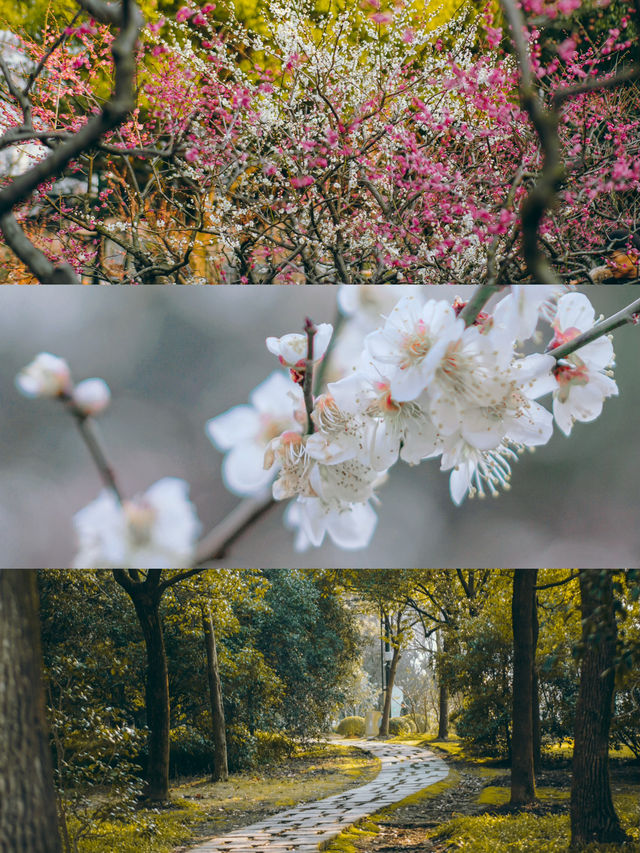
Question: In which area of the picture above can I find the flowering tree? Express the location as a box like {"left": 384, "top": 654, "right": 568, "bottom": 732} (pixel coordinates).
{"left": 14, "top": 284, "right": 640, "bottom": 566}
{"left": 0, "top": 0, "right": 638, "bottom": 282}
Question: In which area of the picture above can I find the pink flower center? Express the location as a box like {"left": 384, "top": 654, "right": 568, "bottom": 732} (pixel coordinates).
{"left": 553, "top": 358, "right": 589, "bottom": 387}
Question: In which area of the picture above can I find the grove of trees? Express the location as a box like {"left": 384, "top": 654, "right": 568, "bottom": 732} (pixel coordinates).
{"left": 1, "top": 568, "right": 639, "bottom": 852}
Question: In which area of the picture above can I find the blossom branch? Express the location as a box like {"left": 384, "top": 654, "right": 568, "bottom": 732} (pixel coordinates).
{"left": 194, "top": 494, "right": 276, "bottom": 565}
{"left": 499, "top": 0, "right": 564, "bottom": 285}
{"left": 63, "top": 400, "right": 124, "bottom": 504}
{"left": 548, "top": 296, "right": 640, "bottom": 361}
{"left": 303, "top": 317, "right": 317, "bottom": 435}
{"left": 459, "top": 284, "right": 507, "bottom": 326}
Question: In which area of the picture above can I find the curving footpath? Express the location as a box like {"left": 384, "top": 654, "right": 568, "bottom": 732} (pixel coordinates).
{"left": 186, "top": 738, "right": 450, "bottom": 853}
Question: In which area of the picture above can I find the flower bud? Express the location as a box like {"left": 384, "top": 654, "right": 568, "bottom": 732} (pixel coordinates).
{"left": 15, "top": 352, "right": 72, "bottom": 398}
{"left": 72, "top": 378, "right": 111, "bottom": 416}
{"left": 266, "top": 323, "right": 333, "bottom": 368}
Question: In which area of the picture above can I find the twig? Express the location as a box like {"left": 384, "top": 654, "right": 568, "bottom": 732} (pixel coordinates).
{"left": 303, "top": 317, "right": 317, "bottom": 434}
{"left": 500, "top": 0, "right": 564, "bottom": 284}
{"left": 194, "top": 494, "right": 277, "bottom": 565}
{"left": 65, "top": 404, "right": 124, "bottom": 503}
{"left": 458, "top": 284, "right": 506, "bottom": 326}
{"left": 548, "top": 296, "right": 640, "bottom": 361}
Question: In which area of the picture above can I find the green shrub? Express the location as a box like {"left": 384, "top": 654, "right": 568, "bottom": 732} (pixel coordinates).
{"left": 389, "top": 716, "right": 415, "bottom": 735}
{"left": 255, "top": 731, "right": 297, "bottom": 764}
{"left": 226, "top": 723, "right": 257, "bottom": 771}
{"left": 411, "top": 714, "right": 429, "bottom": 733}
{"left": 336, "top": 716, "right": 366, "bottom": 737}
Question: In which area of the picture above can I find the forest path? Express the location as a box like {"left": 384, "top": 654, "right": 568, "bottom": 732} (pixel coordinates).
{"left": 185, "top": 738, "right": 449, "bottom": 853}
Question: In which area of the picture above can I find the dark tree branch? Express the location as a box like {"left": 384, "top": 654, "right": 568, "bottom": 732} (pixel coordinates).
{"left": 0, "top": 212, "right": 78, "bottom": 282}
{"left": 195, "top": 494, "right": 276, "bottom": 565}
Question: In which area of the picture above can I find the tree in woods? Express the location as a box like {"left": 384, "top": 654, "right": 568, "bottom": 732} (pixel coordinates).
{"left": 0, "top": 570, "right": 61, "bottom": 853}
{"left": 405, "top": 570, "right": 495, "bottom": 742}
{"left": 510, "top": 569, "right": 538, "bottom": 806}
{"left": 111, "top": 568, "right": 264, "bottom": 800}
{"left": 201, "top": 600, "right": 228, "bottom": 782}
{"left": 570, "top": 570, "right": 629, "bottom": 846}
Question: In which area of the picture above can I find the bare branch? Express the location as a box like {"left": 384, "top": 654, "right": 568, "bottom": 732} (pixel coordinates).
{"left": 0, "top": 213, "right": 78, "bottom": 282}
{"left": 195, "top": 494, "right": 276, "bottom": 565}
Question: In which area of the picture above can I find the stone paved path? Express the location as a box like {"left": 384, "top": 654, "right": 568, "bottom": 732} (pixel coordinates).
{"left": 186, "top": 739, "right": 450, "bottom": 853}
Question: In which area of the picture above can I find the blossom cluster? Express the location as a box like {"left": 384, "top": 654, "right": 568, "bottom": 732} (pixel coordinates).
{"left": 209, "top": 286, "right": 618, "bottom": 550}
{"left": 15, "top": 286, "right": 620, "bottom": 564}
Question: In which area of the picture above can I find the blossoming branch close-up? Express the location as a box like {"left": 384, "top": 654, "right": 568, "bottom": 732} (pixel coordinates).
{"left": 3, "top": 284, "right": 640, "bottom": 569}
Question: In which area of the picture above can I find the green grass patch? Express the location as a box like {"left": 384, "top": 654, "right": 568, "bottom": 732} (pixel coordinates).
{"left": 543, "top": 741, "right": 637, "bottom": 762}
{"left": 68, "top": 799, "right": 205, "bottom": 853}
{"left": 431, "top": 791, "right": 640, "bottom": 852}
{"left": 71, "top": 742, "right": 380, "bottom": 853}
{"left": 476, "top": 786, "right": 570, "bottom": 806}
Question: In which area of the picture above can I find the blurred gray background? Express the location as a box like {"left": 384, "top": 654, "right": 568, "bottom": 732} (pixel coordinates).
{"left": 1, "top": 284, "right": 638, "bottom": 569}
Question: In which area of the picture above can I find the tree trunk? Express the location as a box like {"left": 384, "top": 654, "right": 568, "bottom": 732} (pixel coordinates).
{"left": 113, "top": 571, "right": 170, "bottom": 803}
{"left": 379, "top": 645, "right": 401, "bottom": 737}
{"left": 532, "top": 587, "right": 541, "bottom": 774}
{"left": 0, "top": 570, "right": 61, "bottom": 853}
{"left": 436, "top": 628, "right": 449, "bottom": 740}
{"left": 570, "top": 571, "right": 627, "bottom": 846}
{"left": 510, "top": 569, "right": 537, "bottom": 805}
{"left": 437, "top": 682, "right": 449, "bottom": 740}
{"left": 202, "top": 603, "right": 229, "bottom": 782}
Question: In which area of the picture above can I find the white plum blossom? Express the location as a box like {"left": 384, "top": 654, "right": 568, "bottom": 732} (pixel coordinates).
{"left": 364, "top": 295, "right": 464, "bottom": 402}
{"left": 73, "top": 477, "right": 201, "bottom": 568}
{"left": 306, "top": 391, "right": 371, "bottom": 465}
{"left": 544, "top": 292, "right": 619, "bottom": 436}
{"left": 206, "top": 371, "right": 305, "bottom": 496}
{"left": 264, "top": 430, "right": 314, "bottom": 499}
{"left": 15, "top": 352, "right": 72, "bottom": 398}
{"left": 439, "top": 434, "right": 523, "bottom": 505}
{"left": 284, "top": 496, "right": 378, "bottom": 550}
{"left": 266, "top": 323, "right": 333, "bottom": 368}
{"left": 72, "top": 378, "right": 111, "bottom": 416}
{"left": 327, "top": 369, "right": 440, "bottom": 470}
{"left": 491, "top": 285, "right": 564, "bottom": 342}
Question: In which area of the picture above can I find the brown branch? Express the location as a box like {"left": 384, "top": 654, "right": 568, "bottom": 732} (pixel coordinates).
{"left": 195, "top": 494, "right": 276, "bottom": 565}
{"left": 0, "top": 212, "right": 78, "bottom": 282}
{"left": 303, "top": 317, "right": 317, "bottom": 434}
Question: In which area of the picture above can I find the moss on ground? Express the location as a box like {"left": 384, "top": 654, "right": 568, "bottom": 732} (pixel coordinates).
{"left": 70, "top": 742, "right": 380, "bottom": 853}
{"left": 476, "top": 785, "right": 570, "bottom": 806}
{"left": 431, "top": 789, "right": 640, "bottom": 853}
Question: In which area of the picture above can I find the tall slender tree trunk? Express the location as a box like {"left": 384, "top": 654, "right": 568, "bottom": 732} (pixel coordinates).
{"left": 437, "top": 683, "right": 449, "bottom": 740}
{"left": 510, "top": 569, "right": 537, "bottom": 805}
{"left": 532, "top": 587, "right": 541, "bottom": 774}
{"left": 0, "top": 570, "right": 61, "bottom": 853}
{"left": 202, "top": 603, "right": 229, "bottom": 782}
{"left": 113, "top": 571, "right": 170, "bottom": 802}
{"left": 570, "top": 571, "right": 627, "bottom": 846}
{"left": 436, "top": 628, "right": 449, "bottom": 740}
{"left": 379, "top": 645, "right": 401, "bottom": 737}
